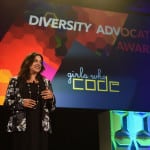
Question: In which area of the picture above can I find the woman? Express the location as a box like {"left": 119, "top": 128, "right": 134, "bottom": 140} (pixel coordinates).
{"left": 4, "top": 52, "right": 56, "bottom": 150}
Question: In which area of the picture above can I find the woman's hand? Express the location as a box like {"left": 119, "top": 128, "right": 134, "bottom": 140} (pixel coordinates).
{"left": 22, "top": 99, "right": 37, "bottom": 108}
{"left": 41, "top": 89, "right": 54, "bottom": 100}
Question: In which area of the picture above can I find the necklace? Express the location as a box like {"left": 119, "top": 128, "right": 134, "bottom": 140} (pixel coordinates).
{"left": 27, "top": 83, "right": 40, "bottom": 109}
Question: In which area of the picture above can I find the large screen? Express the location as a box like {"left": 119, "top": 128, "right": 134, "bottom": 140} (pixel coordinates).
{"left": 0, "top": 1, "right": 150, "bottom": 111}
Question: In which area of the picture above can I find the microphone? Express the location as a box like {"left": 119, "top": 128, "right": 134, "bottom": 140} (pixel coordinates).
{"left": 44, "top": 79, "right": 49, "bottom": 89}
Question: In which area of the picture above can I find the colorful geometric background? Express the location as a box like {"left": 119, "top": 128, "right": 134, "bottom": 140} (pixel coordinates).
{"left": 0, "top": 1, "right": 150, "bottom": 111}
{"left": 0, "top": 2, "right": 127, "bottom": 105}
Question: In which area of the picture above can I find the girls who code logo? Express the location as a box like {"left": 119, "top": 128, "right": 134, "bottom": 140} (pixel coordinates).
{"left": 66, "top": 67, "right": 120, "bottom": 93}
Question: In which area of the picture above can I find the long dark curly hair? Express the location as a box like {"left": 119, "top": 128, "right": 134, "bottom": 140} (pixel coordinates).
{"left": 18, "top": 52, "right": 45, "bottom": 82}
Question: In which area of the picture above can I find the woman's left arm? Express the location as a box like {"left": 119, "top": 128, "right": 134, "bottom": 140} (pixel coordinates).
{"left": 41, "top": 79, "right": 56, "bottom": 111}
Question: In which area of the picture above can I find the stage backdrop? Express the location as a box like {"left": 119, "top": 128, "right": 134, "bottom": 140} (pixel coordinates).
{"left": 0, "top": 1, "right": 150, "bottom": 111}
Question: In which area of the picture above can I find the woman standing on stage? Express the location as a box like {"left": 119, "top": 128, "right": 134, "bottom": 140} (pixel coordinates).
{"left": 4, "top": 52, "right": 56, "bottom": 150}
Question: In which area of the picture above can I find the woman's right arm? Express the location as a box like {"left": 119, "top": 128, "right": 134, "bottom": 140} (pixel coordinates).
{"left": 4, "top": 78, "right": 24, "bottom": 110}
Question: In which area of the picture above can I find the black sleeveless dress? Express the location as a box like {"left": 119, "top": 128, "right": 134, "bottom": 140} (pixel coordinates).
{"left": 11, "top": 82, "right": 49, "bottom": 150}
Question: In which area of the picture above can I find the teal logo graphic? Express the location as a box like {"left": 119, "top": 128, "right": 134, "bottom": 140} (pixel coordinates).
{"left": 110, "top": 110, "right": 150, "bottom": 149}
